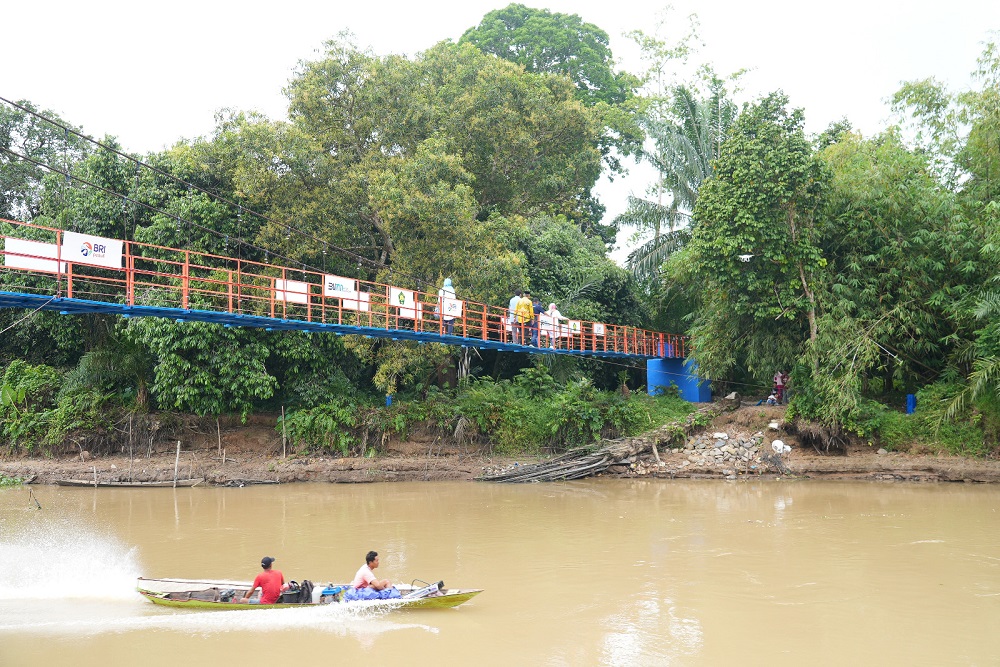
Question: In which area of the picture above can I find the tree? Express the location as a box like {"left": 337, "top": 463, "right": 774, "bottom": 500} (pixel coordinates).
{"left": 615, "top": 78, "right": 737, "bottom": 279}
{"left": 818, "top": 130, "right": 977, "bottom": 392}
{"left": 0, "top": 100, "right": 89, "bottom": 221}
{"left": 127, "top": 318, "right": 276, "bottom": 420}
{"left": 687, "top": 93, "right": 826, "bottom": 379}
{"left": 280, "top": 37, "right": 606, "bottom": 274}
{"left": 459, "top": 4, "right": 642, "bottom": 193}
{"left": 460, "top": 3, "right": 637, "bottom": 107}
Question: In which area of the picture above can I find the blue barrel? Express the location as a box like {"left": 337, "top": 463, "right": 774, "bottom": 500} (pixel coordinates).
{"left": 905, "top": 394, "right": 916, "bottom": 414}
{"left": 385, "top": 395, "right": 393, "bottom": 407}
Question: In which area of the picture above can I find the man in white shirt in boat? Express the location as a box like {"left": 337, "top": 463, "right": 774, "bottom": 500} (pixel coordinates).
{"left": 352, "top": 550, "right": 391, "bottom": 591}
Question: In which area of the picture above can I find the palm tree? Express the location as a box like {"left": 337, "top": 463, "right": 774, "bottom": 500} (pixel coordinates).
{"left": 615, "top": 79, "right": 736, "bottom": 280}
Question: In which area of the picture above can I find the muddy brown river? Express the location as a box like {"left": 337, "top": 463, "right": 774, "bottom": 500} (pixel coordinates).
{"left": 1, "top": 480, "right": 998, "bottom": 665}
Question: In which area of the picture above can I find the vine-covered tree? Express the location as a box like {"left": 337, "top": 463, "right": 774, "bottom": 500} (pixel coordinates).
{"left": 686, "top": 93, "right": 826, "bottom": 379}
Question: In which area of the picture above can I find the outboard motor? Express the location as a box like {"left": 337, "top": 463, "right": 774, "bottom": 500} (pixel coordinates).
{"left": 404, "top": 580, "right": 444, "bottom": 599}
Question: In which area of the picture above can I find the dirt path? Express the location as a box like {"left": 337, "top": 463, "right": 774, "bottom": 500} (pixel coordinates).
{"left": 4, "top": 404, "right": 1000, "bottom": 485}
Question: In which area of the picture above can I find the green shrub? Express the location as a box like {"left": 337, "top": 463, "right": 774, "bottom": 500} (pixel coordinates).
{"left": 280, "top": 397, "right": 359, "bottom": 455}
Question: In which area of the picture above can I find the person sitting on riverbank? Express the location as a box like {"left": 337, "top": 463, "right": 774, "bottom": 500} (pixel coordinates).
{"left": 241, "top": 556, "right": 285, "bottom": 604}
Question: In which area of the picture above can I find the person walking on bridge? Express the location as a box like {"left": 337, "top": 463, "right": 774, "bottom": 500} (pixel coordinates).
{"left": 515, "top": 290, "right": 534, "bottom": 345}
{"left": 507, "top": 290, "right": 522, "bottom": 343}
{"left": 438, "top": 278, "right": 457, "bottom": 335}
{"left": 530, "top": 297, "right": 543, "bottom": 346}
{"left": 545, "top": 303, "right": 564, "bottom": 348}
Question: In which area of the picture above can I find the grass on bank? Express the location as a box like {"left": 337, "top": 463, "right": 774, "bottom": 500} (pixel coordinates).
{"left": 278, "top": 367, "right": 695, "bottom": 457}
{"left": 875, "top": 383, "right": 999, "bottom": 458}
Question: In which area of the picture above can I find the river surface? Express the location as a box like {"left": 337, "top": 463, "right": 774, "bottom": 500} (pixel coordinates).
{"left": 1, "top": 480, "right": 998, "bottom": 666}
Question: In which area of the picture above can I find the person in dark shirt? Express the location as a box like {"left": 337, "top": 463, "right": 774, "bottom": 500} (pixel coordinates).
{"left": 531, "top": 298, "right": 544, "bottom": 346}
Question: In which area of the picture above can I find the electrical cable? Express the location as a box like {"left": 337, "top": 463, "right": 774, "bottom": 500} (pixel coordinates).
{"left": 0, "top": 296, "right": 55, "bottom": 335}
{"left": 0, "top": 96, "right": 433, "bottom": 289}
{"left": 1, "top": 96, "right": 697, "bottom": 367}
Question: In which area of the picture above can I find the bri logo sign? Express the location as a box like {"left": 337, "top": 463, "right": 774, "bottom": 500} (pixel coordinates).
{"left": 80, "top": 241, "right": 109, "bottom": 259}
{"left": 62, "top": 231, "right": 123, "bottom": 269}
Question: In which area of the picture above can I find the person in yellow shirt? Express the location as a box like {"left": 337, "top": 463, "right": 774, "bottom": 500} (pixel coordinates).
{"left": 515, "top": 290, "right": 534, "bottom": 345}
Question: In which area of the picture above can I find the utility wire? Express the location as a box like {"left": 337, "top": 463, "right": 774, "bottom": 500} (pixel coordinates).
{"left": 0, "top": 95, "right": 434, "bottom": 289}
{"left": 1, "top": 96, "right": 692, "bottom": 354}
{"left": 0, "top": 296, "right": 55, "bottom": 335}
{"left": 0, "top": 145, "right": 318, "bottom": 276}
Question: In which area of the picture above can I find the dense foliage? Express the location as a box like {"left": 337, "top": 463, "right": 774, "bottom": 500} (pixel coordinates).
{"left": 1, "top": 8, "right": 998, "bottom": 457}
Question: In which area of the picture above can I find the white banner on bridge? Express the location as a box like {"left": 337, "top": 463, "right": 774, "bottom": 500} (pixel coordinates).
{"left": 568, "top": 320, "right": 582, "bottom": 334}
{"left": 3, "top": 238, "right": 67, "bottom": 274}
{"left": 323, "top": 274, "right": 369, "bottom": 311}
{"left": 61, "top": 231, "right": 123, "bottom": 269}
{"left": 593, "top": 323, "right": 605, "bottom": 336}
{"left": 440, "top": 297, "right": 463, "bottom": 319}
{"left": 274, "top": 279, "right": 309, "bottom": 304}
{"left": 323, "top": 274, "right": 357, "bottom": 297}
{"left": 389, "top": 287, "right": 419, "bottom": 319}
{"left": 342, "top": 291, "right": 370, "bottom": 312}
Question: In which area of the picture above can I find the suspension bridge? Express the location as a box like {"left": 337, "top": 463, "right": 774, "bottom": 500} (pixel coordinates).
{"left": 0, "top": 218, "right": 710, "bottom": 400}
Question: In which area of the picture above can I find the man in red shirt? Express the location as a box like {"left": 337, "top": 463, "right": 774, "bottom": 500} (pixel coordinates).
{"left": 241, "top": 556, "right": 285, "bottom": 604}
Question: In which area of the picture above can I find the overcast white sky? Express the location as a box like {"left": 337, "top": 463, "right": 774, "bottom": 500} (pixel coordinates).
{"left": 4, "top": 0, "right": 999, "bottom": 257}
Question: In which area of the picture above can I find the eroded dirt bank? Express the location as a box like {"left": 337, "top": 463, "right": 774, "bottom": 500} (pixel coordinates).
{"left": 4, "top": 404, "right": 1000, "bottom": 485}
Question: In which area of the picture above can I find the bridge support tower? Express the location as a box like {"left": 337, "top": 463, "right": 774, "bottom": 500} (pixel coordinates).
{"left": 646, "top": 357, "right": 711, "bottom": 403}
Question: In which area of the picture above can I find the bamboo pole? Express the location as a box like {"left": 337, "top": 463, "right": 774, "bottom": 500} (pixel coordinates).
{"left": 174, "top": 441, "right": 181, "bottom": 488}
{"left": 282, "top": 406, "right": 287, "bottom": 458}
{"left": 217, "top": 417, "right": 222, "bottom": 458}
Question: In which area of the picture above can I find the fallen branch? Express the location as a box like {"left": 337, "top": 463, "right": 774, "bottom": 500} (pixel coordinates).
{"left": 477, "top": 403, "right": 724, "bottom": 483}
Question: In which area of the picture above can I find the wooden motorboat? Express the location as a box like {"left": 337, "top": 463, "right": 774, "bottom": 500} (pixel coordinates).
{"left": 136, "top": 577, "right": 481, "bottom": 610}
{"left": 56, "top": 478, "right": 204, "bottom": 488}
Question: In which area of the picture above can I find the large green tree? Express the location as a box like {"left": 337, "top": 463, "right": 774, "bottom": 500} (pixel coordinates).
{"left": 460, "top": 3, "right": 636, "bottom": 107}
{"left": 685, "top": 93, "right": 826, "bottom": 379}
{"left": 0, "top": 100, "right": 89, "bottom": 221}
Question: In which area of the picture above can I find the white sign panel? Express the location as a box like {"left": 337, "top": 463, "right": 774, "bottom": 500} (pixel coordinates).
{"left": 342, "top": 291, "right": 370, "bottom": 312}
{"left": 440, "top": 297, "right": 463, "bottom": 319}
{"left": 593, "top": 323, "right": 605, "bottom": 336}
{"left": 568, "top": 320, "right": 582, "bottom": 334}
{"left": 275, "top": 279, "right": 309, "bottom": 304}
{"left": 3, "top": 238, "right": 67, "bottom": 274}
{"left": 61, "top": 231, "right": 123, "bottom": 269}
{"left": 389, "top": 287, "right": 419, "bottom": 319}
{"left": 323, "top": 274, "right": 357, "bottom": 297}
{"left": 539, "top": 314, "right": 569, "bottom": 338}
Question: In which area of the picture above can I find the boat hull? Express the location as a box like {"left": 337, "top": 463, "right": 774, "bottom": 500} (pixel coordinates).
{"left": 57, "top": 478, "right": 204, "bottom": 487}
{"left": 136, "top": 577, "right": 481, "bottom": 610}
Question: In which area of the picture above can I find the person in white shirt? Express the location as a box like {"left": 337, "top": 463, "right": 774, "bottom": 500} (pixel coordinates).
{"left": 438, "top": 278, "right": 456, "bottom": 335}
{"left": 545, "top": 303, "right": 563, "bottom": 348}
{"left": 507, "top": 289, "right": 522, "bottom": 342}
{"left": 351, "top": 550, "right": 391, "bottom": 591}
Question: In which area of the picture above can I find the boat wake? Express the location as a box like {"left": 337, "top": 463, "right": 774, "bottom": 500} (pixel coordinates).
{"left": 0, "top": 601, "right": 436, "bottom": 637}
{"left": 0, "top": 516, "right": 433, "bottom": 638}
{"left": 0, "top": 514, "right": 140, "bottom": 601}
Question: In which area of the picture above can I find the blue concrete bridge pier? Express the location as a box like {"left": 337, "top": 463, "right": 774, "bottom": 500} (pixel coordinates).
{"left": 646, "top": 357, "right": 711, "bottom": 402}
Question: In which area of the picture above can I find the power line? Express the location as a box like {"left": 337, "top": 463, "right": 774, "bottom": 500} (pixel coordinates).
{"left": 0, "top": 145, "right": 314, "bottom": 275}
{"left": 0, "top": 95, "right": 437, "bottom": 290}
{"left": 0, "top": 95, "right": 682, "bottom": 344}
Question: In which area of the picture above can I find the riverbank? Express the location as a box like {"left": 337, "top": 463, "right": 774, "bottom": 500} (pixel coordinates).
{"left": 4, "top": 403, "right": 1000, "bottom": 484}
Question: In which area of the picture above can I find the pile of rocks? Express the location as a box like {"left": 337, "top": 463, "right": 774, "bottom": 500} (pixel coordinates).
{"left": 617, "top": 428, "right": 793, "bottom": 480}
{"left": 678, "top": 431, "right": 766, "bottom": 473}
